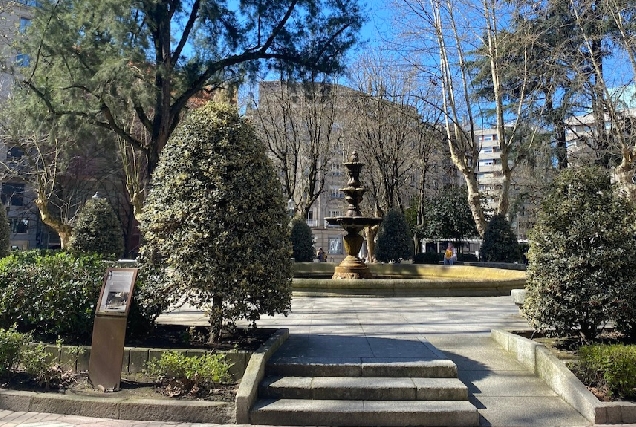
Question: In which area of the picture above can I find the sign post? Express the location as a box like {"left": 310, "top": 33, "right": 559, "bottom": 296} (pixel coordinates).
{"left": 88, "top": 268, "right": 138, "bottom": 391}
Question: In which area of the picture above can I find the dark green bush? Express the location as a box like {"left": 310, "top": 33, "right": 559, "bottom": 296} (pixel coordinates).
{"left": 375, "top": 209, "right": 413, "bottom": 263}
{"left": 480, "top": 214, "right": 520, "bottom": 263}
{"left": 523, "top": 167, "right": 636, "bottom": 341}
{"left": 457, "top": 252, "right": 478, "bottom": 262}
{"left": 0, "top": 251, "right": 106, "bottom": 342}
{"left": 575, "top": 344, "right": 636, "bottom": 399}
{"left": 127, "top": 264, "right": 171, "bottom": 339}
{"left": 413, "top": 252, "right": 442, "bottom": 264}
{"left": 68, "top": 196, "right": 124, "bottom": 260}
{"left": 290, "top": 217, "right": 314, "bottom": 262}
{"left": 0, "top": 251, "right": 162, "bottom": 343}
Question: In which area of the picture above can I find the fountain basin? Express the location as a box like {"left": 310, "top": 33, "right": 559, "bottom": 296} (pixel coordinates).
{"left": 291, "top": 263, "right": 527, "bottom": 297}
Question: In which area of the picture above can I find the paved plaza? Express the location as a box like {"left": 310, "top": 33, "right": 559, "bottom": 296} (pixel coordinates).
{"left": 1, "top": 296, "right": 635, "bottom": 426}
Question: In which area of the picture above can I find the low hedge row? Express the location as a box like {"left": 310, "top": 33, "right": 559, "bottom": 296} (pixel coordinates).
{"left": 0, "top": 251, "right": 166, "bottom": 344}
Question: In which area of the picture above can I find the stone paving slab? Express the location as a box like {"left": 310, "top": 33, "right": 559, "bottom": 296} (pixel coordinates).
{"left": 0, "top": 296, "right": 607, "bottom": 426}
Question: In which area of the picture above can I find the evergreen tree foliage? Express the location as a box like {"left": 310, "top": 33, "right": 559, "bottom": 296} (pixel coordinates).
{"left": 523, "top": 167, "right": 636, "bottom": 341}
{"left": 420, "top": 186, "right": 478, "bottom": 241}
{"left": 0, "top": 207, "right": 9, "bottom": 258}
{"left": 139, "top": 102, "right": 292, "bottom": 341}
{"left": 375, "top": 209, "right": 413, "bottom": 263}
{"left": 480, "top": 214, "right": 520, "bottom": 263}
{"left": 68, "top": 196, "right": 124, "bottom": 259}
{"left": 15, "top": 0, "right": 363, "bottom": 198}
{"left": 290, "top": 217, "right": 314, "bottom": 262}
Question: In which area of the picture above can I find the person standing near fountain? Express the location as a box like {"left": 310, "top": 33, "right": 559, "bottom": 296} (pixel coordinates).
{"left": 444, "top": 243, "right": 456, "bottom": 265}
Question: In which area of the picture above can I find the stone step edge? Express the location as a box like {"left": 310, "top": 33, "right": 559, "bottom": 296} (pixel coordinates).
{"left": 266, "top": 359, "right": 458, "bottom": 378}
{"left": 250, "top": 398, "right": 479, "bottom": 427}
{"left": 259, "top": 376, "right": 468, "bottom": 401}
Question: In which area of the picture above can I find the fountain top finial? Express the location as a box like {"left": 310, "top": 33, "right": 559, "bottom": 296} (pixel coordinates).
{"left": 349, "top": 151, "right": 359, "bottom": 163}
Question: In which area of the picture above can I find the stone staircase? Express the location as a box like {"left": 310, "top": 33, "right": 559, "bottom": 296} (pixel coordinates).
{"left": 249, "top": 359, "right": 480, "bottom": 426}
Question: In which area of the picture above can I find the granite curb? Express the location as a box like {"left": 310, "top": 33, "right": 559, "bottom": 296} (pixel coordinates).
{"left": 492, "top": 328, "right": 636, "bottom": 425}
{"left": 235, "top": 327, "right": 289, "bottom": 423}
{"left": 0, "top": 327, "right": 290, "bottom": 424}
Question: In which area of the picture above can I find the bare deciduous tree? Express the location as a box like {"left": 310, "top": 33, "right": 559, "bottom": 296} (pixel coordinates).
{"left": 249, "top": 77, "right": 343, "bottom": 219}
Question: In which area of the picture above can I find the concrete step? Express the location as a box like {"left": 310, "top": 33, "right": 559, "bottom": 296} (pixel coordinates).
{"left": 259, "top": 376, "right": 468, "bottom": 401}
{"left": 266, "top": 359, "right": 457, "bottom": 378}
{"left": 250, "top": 398, "right": 480, "bottom": 426}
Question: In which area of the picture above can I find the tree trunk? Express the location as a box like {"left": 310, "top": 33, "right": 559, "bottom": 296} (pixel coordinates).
{"left": 614, "top": 148, "right": 636, "bottom": 202}
{"left": 465, "top": 177, "right": 486, "bottom": 238}
{"left": 209, "top": 295, "right": 223, "bottom": 343}
{"left": 34, "top": 194, "right": 72, "bottom": 249}
{"left": 496, "top": 150, "right": 512, "bottom": 216}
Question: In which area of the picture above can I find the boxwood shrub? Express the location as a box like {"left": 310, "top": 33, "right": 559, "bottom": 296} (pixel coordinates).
{"left": 575, "top": 344, "right": 636, "bottom": 399}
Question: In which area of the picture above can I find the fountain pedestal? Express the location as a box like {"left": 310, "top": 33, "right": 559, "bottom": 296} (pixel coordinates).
{"left": 325, "top": 152, "right": 382, "bottom": 280}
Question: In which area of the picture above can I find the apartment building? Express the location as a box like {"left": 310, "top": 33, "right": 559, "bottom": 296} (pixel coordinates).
{"left": 474, "top": 128, "right": 537, "bottom": 240}
{"left": 0, "top": 0, "right": 58, "bottom": 249}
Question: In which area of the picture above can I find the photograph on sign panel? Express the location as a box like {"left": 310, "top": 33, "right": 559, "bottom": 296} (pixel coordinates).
{"left": 104, "top": 291, "right": 129, "bottom": 311}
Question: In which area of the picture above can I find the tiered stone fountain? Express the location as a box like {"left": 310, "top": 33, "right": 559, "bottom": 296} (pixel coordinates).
{"left": 325, "top": 151, "right": 382, "bottom": 279}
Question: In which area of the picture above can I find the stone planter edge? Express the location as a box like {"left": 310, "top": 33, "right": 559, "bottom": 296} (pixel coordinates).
{"left": 491, "top": 328, "right": 636, "bottom": 425}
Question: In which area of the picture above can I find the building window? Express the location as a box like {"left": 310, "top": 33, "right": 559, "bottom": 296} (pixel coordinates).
{"left": 328, "top": 237, "right": 343, "bottom": 254}
{"left": 330, "top": 186, "right": 343, "bottom": 199}
{"left": 16, "top": 53, "right": 30, "bottom": 67}
{"left": 6, "top": 147, "right": 24, "bottom": 160}
{"left": 2, "top": 183, "right": 25, "bottom": 206}
{"left": 10, "top": 218, "right": 28, "bottom": 234}
{"left": 478, "top": 159, "right": 497, "bottom": 167}
{"left": 477, "top": 172, "right": 494, "bottom": 180}
{"left": 19, "top": 17, "right": 31, "bottom": 33}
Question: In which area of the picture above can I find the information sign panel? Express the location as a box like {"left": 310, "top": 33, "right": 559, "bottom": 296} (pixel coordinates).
{"left": 96, "top": 268, "right": 137, "bottom": 315}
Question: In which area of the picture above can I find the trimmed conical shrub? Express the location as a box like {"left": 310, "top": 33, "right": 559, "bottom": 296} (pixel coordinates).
{"left": 480, "top": 214, "right": 520, "bottom": 263}
{"left": 290, "top": 217, "right": 314, "bottom": 262}
{"left": 68, "top": 195, "right": 124, "bottom": 259}
{"left": 139, "top": 102, "right": 292, "bottom": 340}
{"left": 375, "top": 209, "right": 413, "bottom": 263}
